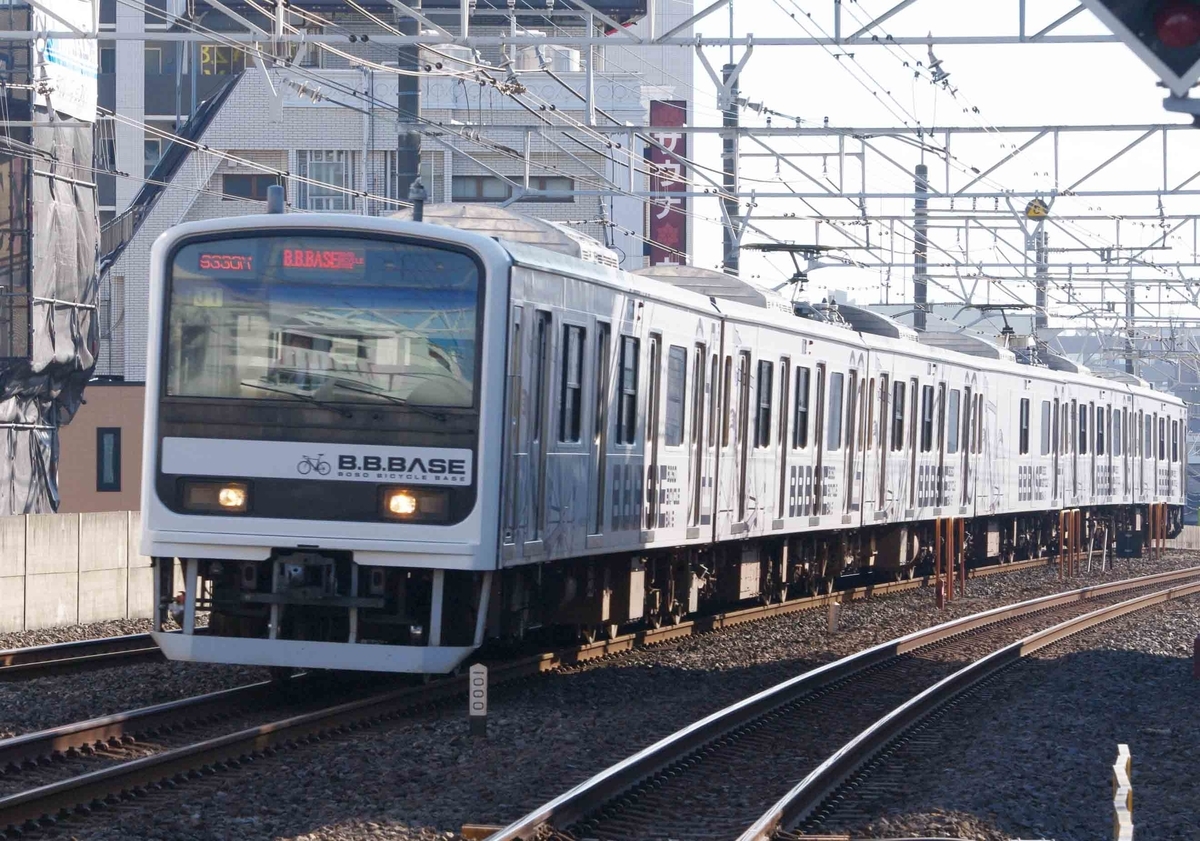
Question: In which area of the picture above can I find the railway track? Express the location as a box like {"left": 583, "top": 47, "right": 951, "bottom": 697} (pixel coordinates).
{"left": 0, "top": 557, "right": 1047, "bottom": 685}
{"left": 0, "top": 634, "right": 163, "bottom": 680}
{"left": 483, "top": 565, "right": 1200, "bottom": 841}
{"left": 0, "top": 555, "right": 1055, "bottom": 835}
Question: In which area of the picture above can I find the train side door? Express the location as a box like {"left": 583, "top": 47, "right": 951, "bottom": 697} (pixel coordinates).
{"left": 960, "top": 385, "right": 972, "bottom": 509}
{"left": 588, "top": 322, "right": 611, "bottom": 537}
{"left": 1051, "top": 397, "right": 1060, "bottom": 504}
{"left": 688, "top": 342, "right": 706, "bottom": 531}
{"left": 935, "top": 382, "right": 947, "bottom": 508}
{"left": 876, "top": 373, "right": 890, "bottom": 513}
{"left": 907, "top": 377, "right": 919, "bottom": 512}
{"left": 813, "top": 363, "right": 827, "bottom": 517}
{"left": 502, "top": 305, "right": 523, "bottom": 547}
{"left": 843, "top": 368, "right": 859, "bottom": 517}
{"left": 736, "top": 351, "right": 752, "bottom": 522}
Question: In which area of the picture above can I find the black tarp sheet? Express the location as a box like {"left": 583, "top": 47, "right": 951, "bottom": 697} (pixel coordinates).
{"left": 0, "top": 113, "right": 98, "bottom": 514}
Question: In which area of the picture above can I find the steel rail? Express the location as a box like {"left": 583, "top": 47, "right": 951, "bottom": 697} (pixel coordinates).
{"left": 0, "top": 634, "right": 162, "bottom": 680}
{"left": 738, "top": 578, "right": 1200, "bottom": 841}
{"left": 0, "top": 556, "right": 1062, "bottom": 832}
{"left": 482, "top": 565, "right": 1200, "bottom": 841}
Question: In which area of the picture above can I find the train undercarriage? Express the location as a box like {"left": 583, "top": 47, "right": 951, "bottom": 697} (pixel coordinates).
{"left": 154, "top": 503, "right": 1183, "bottom": 671}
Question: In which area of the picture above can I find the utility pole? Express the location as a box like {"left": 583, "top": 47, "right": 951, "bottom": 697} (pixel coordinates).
{"left": 396, "top": 2, "right": 422, "bottom": 206}
{"left": 913, "top": 163, "right": 929, "bottom": 332}
{"left": 1034, "top": 225, "right": 1049, "bottom": 333}
{"left": 721, "top": 61, "right": 739, "bottom": 276}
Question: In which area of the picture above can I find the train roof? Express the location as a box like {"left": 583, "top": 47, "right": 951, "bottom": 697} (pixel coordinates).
{"left": 389, "top": 205, "right": 620, "bottom": 267}
{"left": 497, "top": 237, "right": 1183, "bottom": 406}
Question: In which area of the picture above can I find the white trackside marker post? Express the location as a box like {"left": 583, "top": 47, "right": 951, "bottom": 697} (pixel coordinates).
{"left": 827, "top": 601, "right": 840, "bottom": 634}
{"left": 469, "top": 663, "right": 488, "bottom": 737}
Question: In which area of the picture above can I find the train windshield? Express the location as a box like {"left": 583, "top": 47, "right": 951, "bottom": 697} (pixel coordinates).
{"left": 165, "top": 234, "right": 481, "bottom": 408}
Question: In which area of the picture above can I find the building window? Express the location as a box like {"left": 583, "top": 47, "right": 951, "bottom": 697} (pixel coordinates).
{"left": 222, "top": 173, "right": 283, "bottom": 201}
{"left": 97, "top": 428, "right": 121, "bottom": 492}
{"left": 665, "top": 345, "right": 686, "bottom": 447}
{"left": 451, "top": 174, "right": 574, "bottom": 203}
{"left": 559, "top": 325, "right": 584, "bottom": 443}
{"left": 144, "top": 138, "right": 162, "bottom": 177}
{"left": 298, "top": 150, "right": 352, "bottom": 211}
{"left": 144, "top": 46, "right": 162, "bottom": 74}
{"left": 200, "top": 44, "right": 247, "bottom": 75}
{"left": 100, "top": 47, "right": 115, "bottom": 74}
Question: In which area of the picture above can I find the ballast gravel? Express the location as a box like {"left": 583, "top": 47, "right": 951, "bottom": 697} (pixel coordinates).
{"left": 0, "top": 617, "right": 152, "bottom": 651}
{"left": 14, "top": 551, "right": 1200, "bottom": 841}
{"left": 819, "top": 593, "right": 1200, "bottom": 841}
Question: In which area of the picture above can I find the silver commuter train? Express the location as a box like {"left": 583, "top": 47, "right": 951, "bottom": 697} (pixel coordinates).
{"left": 142, "top": 210, "right": 1187, "bottom": 674}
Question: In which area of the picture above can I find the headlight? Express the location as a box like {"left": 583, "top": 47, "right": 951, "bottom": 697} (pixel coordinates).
{"left": 381, "top": 487, "right": 449, "bottom": 522}
{"left": 182, "top": 480, "right": 250, "bottom": 513}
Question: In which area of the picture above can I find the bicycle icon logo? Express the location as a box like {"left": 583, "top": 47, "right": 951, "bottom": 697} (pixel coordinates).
{"left": 296, "top": 454, "right": 331, "bottom": 476}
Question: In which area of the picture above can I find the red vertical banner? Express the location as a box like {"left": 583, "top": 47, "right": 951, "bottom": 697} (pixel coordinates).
{"left": 647, "top": 100, "right": 688, "bottom": 266}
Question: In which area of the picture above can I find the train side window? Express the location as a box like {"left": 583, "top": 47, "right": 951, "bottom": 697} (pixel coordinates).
{"left": 891, "top": 380, "right": 905, "bottom": 451}
{"left": 1040, "top": 401, "right": 1051, "bottom": 455}
{"left": 559, "top": 324, "right": 585, "bottom": 443}
{"left": 1096, "top": 406, "right": 1106, "bottom": 456}
{"left": 665, "top": 345, "right": 687, "bottom": 447}
{"left": 756, "top": 360, "right": 774, "bottom": 448}
{"left": 1172, "top": 419, "right": 1179, "bottom": 462}
{"left": 878, "top": 374, "right": 889, "bottom": 450}
{"left": 1143, "top": 414, "right": 1151, "bottom": 458}
{"left": 591, "top": 323, "right": 611, "bottom": 535}
{"left": 919, "top": 385, "right": 934, "bottom": 452}
{"left": 1159, "top": 416, "right": 1166, "bottom": 460}
{"left": 691, "top": 344, "right": 706, "bottom": 449}
{"left": 826, "top": 371, "right": 844, "bottom": 451}
{"left": 1018, "top": 398, "right": 1030, "bottom": 455}
{"left": 616, "top": 336, "right": 639, "bottom": 445}
{"left": 1079, "top": 404, "right": 1089, "bottom": 455}
{"left": 946, "top": 389, "right": 960, "bottom": 454}
{"left": 793, "top": 367, "right": 811, "bottom": 449}
{"left": 1113, "top": 408, "right": 1122, "bottom": 456}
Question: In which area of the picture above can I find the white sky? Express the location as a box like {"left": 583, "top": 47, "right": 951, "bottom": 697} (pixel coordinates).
{"left": 674, "top": 0, "right": 1200, "bottom": 318}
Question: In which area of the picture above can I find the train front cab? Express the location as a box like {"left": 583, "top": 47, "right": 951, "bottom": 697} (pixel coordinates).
{"left": 141, "top": 215, "right": 512, "bottom": 674}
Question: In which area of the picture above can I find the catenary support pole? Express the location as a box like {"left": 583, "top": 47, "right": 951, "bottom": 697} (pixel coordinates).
{"left": 1035, "top": 224, "right": 1049, "bottom": 333}
{"left": 913, "top": 163, "right": 929, "bottom": 331}
{"left": 396, "top": 0, "right": 421, "bottom": 206}
{"left": 721, "top": 61, "right": 739, "bottom": 275}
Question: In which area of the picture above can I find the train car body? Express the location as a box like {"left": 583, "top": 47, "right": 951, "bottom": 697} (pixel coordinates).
{"left": 142, "top": 212, "right": 1187, "bottom": 674}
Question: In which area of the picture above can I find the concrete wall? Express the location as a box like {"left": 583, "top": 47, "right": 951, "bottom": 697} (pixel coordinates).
{"left": 0, "top": 511, "right": 151, "bottom": 634}
{"left": 57, "top": 382, "right": 146, "bottom": 514}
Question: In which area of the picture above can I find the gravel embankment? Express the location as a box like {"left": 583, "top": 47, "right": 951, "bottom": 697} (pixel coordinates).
{"left": 27, "top": 551, "right": 1199, "bottom": 841}
{"left": 821, "top": 593, "right": 1200, "bottom": 841}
